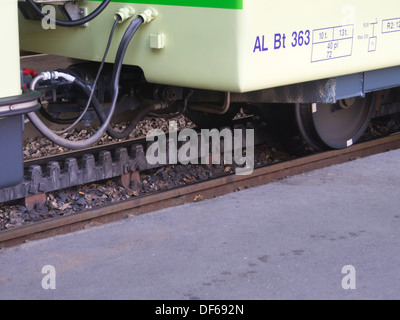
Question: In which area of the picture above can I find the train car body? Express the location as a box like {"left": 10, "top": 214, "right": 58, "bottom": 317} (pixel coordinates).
{"left": 18, "top": 0, "right": 400, "bottom": 92}
{"left": 1, "top": 0, "right": 22, "bottom": 99}
{"left": 0, "top": 0, "right": 39, "bottom": 188}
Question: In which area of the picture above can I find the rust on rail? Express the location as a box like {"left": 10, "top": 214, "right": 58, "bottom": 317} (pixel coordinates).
{"left": 1, "top": 133, "right": 400, "bottom": 248}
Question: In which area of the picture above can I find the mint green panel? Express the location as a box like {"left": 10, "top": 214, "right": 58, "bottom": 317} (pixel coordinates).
{"left": 239, "top": 0, "right": 400, "bottom": 92}
{"left": 1, "top": 0, "right": 22, "bottom": 98}
{"left": 19, "top": 1, "right": 400, "bottom": 92}
{"left": 19, "top": 1, "right": 242, "bottom": 91}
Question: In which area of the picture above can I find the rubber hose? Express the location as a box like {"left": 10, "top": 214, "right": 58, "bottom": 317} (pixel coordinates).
{"left": 27, "top": 72, "right": 118, "bottom": 149}
{"left": 27, "top": 17, "right": 144, "bottom": 148}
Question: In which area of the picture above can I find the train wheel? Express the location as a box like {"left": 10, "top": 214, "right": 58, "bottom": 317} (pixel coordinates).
{"left": 295, "top": 96, "right": 374, "bottom": 150}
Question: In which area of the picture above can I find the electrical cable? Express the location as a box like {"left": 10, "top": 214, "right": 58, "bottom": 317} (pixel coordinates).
{"left": 88, "top": 16, "right": 150, "bottom": 139}
{"left": 26, "top": 0, "right": 111, "bottom": 27}
{"left": 53, "top": 15, "right": 121, "bottom": 134}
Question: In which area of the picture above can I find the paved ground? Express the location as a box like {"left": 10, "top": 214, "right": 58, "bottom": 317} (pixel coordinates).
{"left": 0, "top": 149, "right": 399, "bottom": 300}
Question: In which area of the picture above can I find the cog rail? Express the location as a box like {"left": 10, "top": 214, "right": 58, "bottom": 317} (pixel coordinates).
{"left": 0, "top": 118, "right": 259, "bottom": 204}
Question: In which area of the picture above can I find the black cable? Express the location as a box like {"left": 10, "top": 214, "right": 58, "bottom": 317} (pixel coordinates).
{"left": 26, "top": 0, "right": 111, "bottom": 27}
{"left": 32, "top": 16, "right": 121, "bottom": 128}
{"left": 88, "top": 15, "right": 121, "bottom": 108}
{"left": 91, "top": 16, "right": 148, "bottom": 139}
{"left": 73, "top": 76, "right": 152, "bottom": 139}
{"left": 54, "top": 15, "right": 121, "bottom": 133}
{"left": 110, "top": 17, "right": 144, "bottom": 88}
{"left": 61, "top": 16, "right": 147, "bottom": 139}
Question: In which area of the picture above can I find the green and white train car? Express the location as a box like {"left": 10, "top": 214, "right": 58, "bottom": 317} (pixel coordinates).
{"left": 1, "top": 0, "right": 400, "bottom": 187}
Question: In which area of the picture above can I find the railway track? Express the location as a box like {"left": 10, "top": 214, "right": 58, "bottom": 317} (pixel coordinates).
{"left": 0, "top": 116, "right": 259, "bottom": 204}
{"left": 1, "top": 132, "right": 399, "bottom": 249}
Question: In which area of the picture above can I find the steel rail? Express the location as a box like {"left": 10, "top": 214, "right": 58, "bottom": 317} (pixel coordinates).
{"left": 1, "top": 133, "right": 400, "bottom": 248}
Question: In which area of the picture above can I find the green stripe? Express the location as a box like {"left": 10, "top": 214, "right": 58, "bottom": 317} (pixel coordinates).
{"left": 90, "top": 0, "right": 243, "bottom": 9}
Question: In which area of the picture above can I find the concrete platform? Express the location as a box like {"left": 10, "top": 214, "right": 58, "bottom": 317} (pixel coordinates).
{"left": 0, "top": 148, "right": 399, "bottom": 300}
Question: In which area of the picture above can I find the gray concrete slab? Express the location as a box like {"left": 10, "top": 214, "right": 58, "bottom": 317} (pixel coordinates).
{"left": 0, "top": 149, "right": 400, "bottom": 300}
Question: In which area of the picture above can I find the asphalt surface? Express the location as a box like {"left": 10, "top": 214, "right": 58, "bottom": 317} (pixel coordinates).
{"left": 0, "top": 149, "right": 399, "bottom": 300}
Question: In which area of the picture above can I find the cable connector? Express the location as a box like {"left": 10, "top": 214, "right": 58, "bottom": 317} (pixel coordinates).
{"left": 139, "top": 8, "right": 158, "bottom": 24}
{"left": 40, "top": 71, "right": 57, "bottom": 81}
{"left": 40, "top": 71, "right": 76, "bottom": 83}
{"left": 114, "top": 7, "right": 135, "bottom": 23}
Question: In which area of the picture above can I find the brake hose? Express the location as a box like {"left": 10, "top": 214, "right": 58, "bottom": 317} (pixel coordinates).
{"left": 27, "top": 16, "right": 145, "bottom": 149}
{"left": 28, "top": 71, "right": 117, "bottom": 149}
{"left": 26, "top": 0, "right": 111, "bottom": 27}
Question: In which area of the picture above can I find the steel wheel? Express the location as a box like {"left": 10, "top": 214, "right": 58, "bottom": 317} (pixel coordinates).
{"left": 295, "top": 96, "right": 373, "bottom": 150}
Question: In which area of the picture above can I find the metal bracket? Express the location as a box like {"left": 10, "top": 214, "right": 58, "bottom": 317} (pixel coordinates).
{"left": 19, "top": 1, "right": 87, "bottom": 26}
{"left": 59, "top": 1, "right": 87, "bottom": 26}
